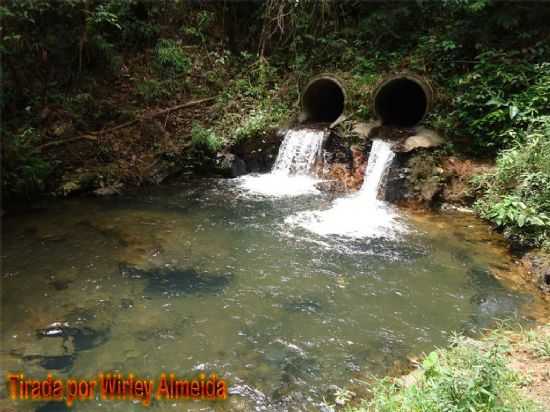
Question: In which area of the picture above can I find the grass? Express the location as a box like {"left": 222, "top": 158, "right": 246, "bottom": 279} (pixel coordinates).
{"left": 341, "top": 326, "right": 550, "bottom": 412}
{"left": 524, "top": 329, "right": 550, "bottom": 360}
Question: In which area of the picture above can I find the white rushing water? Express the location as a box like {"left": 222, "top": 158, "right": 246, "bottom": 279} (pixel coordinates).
{"left": 239, "top": 128, "right": 325, "bottom": 197}
{"left": 287, "top": 139, "right": 406, "bottom": 239}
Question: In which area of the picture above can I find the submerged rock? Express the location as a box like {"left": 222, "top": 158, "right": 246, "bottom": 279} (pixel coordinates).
{"left": 37, "top": 322, "right": 110, "bottom": 352}
{"left": 119, "top": 263, "right": 233, "bottom": 297}
{"left": 36, "top": 401, "right": 70, "bottom": 412}
{"left": 522, "top": 251, "right": 550, "bottom": 293}
{"left": 11, "top": 333, "right": 76, "bottom": 372}
{"left": 48, "top": 278, "right": 72, "bottom": 291}
{"left": 283, "top": 298, "right": 322, "bottom": 314}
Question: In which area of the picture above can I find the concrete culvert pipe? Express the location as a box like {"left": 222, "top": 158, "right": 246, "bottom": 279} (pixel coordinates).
{"left": 373, "top": 74, "right": 432, "bottom": 127}
{"left": 301, "top": 75, "right": 346, "bottom": 123}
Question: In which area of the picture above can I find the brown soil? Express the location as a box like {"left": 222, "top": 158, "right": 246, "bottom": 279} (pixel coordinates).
{"left": 441, "top": 156, "right": 494, "bottom": 205}
{"left": 506, "top": 325, "right": 550, "bottom": 410}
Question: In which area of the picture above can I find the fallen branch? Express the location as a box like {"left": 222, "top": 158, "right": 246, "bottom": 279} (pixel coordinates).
{"left": 38, "top": 134, "right": 97, "bottom": 150}
{"left": 96, "top": 96, "right": 217, "bottom": 135}
{"left": 39, "top": 96, "right": 217, "bottom": 150}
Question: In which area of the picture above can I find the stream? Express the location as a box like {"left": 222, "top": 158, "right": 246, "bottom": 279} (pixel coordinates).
{"left": 2, "top": 175, "right": 548, "bottom": 411}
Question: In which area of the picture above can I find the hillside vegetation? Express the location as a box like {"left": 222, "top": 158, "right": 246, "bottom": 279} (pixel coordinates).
{"left": 2, "top": 0, "right": 549, "bottom": 249}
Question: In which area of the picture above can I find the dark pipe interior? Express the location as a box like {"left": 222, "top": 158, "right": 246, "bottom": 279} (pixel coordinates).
{"left": 375, "top": 78, "right": 428, "bottom": 127}
{"left": 303, "top": 79, "right": 345, "bottom": 123}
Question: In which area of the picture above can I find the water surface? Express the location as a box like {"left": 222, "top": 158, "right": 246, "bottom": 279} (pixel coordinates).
{"left": 1, "top": 179, "right": 546, "bottom": 411}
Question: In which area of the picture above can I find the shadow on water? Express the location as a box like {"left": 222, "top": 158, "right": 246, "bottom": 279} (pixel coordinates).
{"left": 36, "top": 401, "right": 70, "bottom": 412}
{"left": 119, "top": 263, "right": 233, "bottom": 297}
{"left": 463, "top": 265, "right": 525, "bottom": 331}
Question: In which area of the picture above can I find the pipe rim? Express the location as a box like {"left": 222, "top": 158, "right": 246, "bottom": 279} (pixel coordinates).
{"left": 372, "top": 73, "right": 433, "bottom": 126}
{"left": 301, "top": 74, "right": 347, "bottom": 121}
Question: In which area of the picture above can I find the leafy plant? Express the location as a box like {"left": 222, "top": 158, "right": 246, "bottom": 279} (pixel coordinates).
{"left": 2, "top": 128, "right": 53, "bottom": 198}
{"left": 349, "top": 336, "right": 537, "bottom": 412}
{"left": 153, "top": 39, "right": 191, "bottom": 78}
{"left": 182, "top": 10, "right": 214, "bottom": 44}
{"left": 191, "top": 123, "right": 223, "bottom": 153}
{"left": 135, "top": 79, "right": 173, "bottom": 103}
{"left": 525, "top": 330, "right": 550, "bottom": 360}
{"left": 473, "top": 118, "right": 550, "bottom": 249}
{"left": 234, "top": 104, "right": 288, "bottom": 143}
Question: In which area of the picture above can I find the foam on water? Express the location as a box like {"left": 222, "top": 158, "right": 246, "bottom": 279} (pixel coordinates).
{"left": 287, "top": 139, "right": 407, "bottom": 239}
{"left": 239, "top": 128, "right": 325, "bottom": 197}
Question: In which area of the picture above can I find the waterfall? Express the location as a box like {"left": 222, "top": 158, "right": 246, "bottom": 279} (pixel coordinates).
{"left": 287, "top": 139, "right": 406, "bottom": 239}
{"left": 239, "top": 128, "right": 325, "bottom": 197}
{"left": 272, "top": 129, "right": 325, "bottom": 175}
{"left": 359, "top": 139, "right": 395, "bottom": 203}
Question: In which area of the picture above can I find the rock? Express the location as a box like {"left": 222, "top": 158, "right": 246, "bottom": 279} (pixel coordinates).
{"left": 17, "top": 337, "right": 68, "bottom": 358}
{"left": 216, "top": 152, "right": 247, "bottom": 178}
{"left": 37, "top": 323, "right": 110, "bottom": 352}
{"left": 522, "top": 251, "right": 550, "bottom": 293}
{"left": 231, "top": 128, "right": 284, "bottom": 173}
{"left": 397, "top": 127, "right": 444, "bottom": 152}
{"left": 93, "top": 183, "right": 123, "bottom": 196}
{"left": 315, "top": 180, "right": 347, "bottom": 194}
{"left": 147, "top": 159, "right": 185, "bottom": 184}
{"left": 119, "top": 263, "right": 233, "bottom": 297}
{"left": 57, "top": 172, "right": 97, "bottom": 196}
{"left": 352, "top": 120, "right": 381, "bottom": 139}
{"left": 419, "top": 179, "right": 442, "bottom": 203}
{"left": 36, "top": 401, "right": 70, "bottom": 412}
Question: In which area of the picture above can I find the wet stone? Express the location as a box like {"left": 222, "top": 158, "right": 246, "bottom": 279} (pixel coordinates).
{"left": 36, "top": 355, "right": 74, "bottom": 371}
{"left": 283, "top": 298, "right": 322, "bottom": 314}
{"left": 119, "top": 263, "right": 233, "bottom": 297}
{"left": 119, "top": 298, "right": 134, "bottom": 309}
{"left": 37, "top": 324, "right": 110, "bottom": 352}
{"left": 13, "top": 336, "right": 75, "bottom": 372}
{"left": 48, "top": 279, "right": 72, "bottom": 291}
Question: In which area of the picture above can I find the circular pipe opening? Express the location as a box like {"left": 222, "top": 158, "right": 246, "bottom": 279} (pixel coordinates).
{"left": 302, "top": 76, "right": 346, "bottom": 123}
{"left": 373, "top": 76, "right": 431, "bottom": 127}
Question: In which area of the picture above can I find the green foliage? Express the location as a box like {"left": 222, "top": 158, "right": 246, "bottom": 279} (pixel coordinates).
{"left": 191, "top": 123, "right": 223, "bottom": 153}
{"left": 349, "top": 336, "right": 536, "bottom": 412}
{"left": 213, "top": 59, "right": 292, "bottom": 144}
{"left": 473, "top": 118, "right": 550, "bottom": 249}
{"left": 450, "top": 50, "right": 545, "bottom": 153}
{"left": 153, "top": 39, "right": 191, "bottom": 78}
{"left": 524, "top": 330, "right": 550, "bottom": 360}
{"left": 182, "top": 10, "right": 214, "bottom": 44}
{"left": 102, "top": 0, "right": 162, "bottom": 48}
{"left": 135, "top": 79, "right": 173, "bottom": 104}
{"left": 234, "top": 104, "right": 289, "bottom": 143}
{"left": 2, "top": 128, "right": 53, "bottom": 198}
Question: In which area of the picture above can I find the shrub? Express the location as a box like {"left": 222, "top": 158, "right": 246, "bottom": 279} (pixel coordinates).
{"left": 349, "top": 335, "right": 536, "bottom": 412}
{"left": 153, "top": 39, "right": 191, "bottom": 78}
{"left": 2, "top": 128, "right": 53, "bottom": 199}
{"left": 473, "top": 117, "right": 550, "bottom": 249}
{"left": 234, "top": 103, "right": 289, "bottom": 143}
{"left": 191, "top": 123, "right": 223, "bottom": 153}
{"left": 135, "top": 79, "right": 173, "bottom": 103}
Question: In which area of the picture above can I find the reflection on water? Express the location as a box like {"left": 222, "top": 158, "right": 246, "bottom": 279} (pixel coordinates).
{"left": 1, "top": 179, "right": 547, "bottom": 411}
